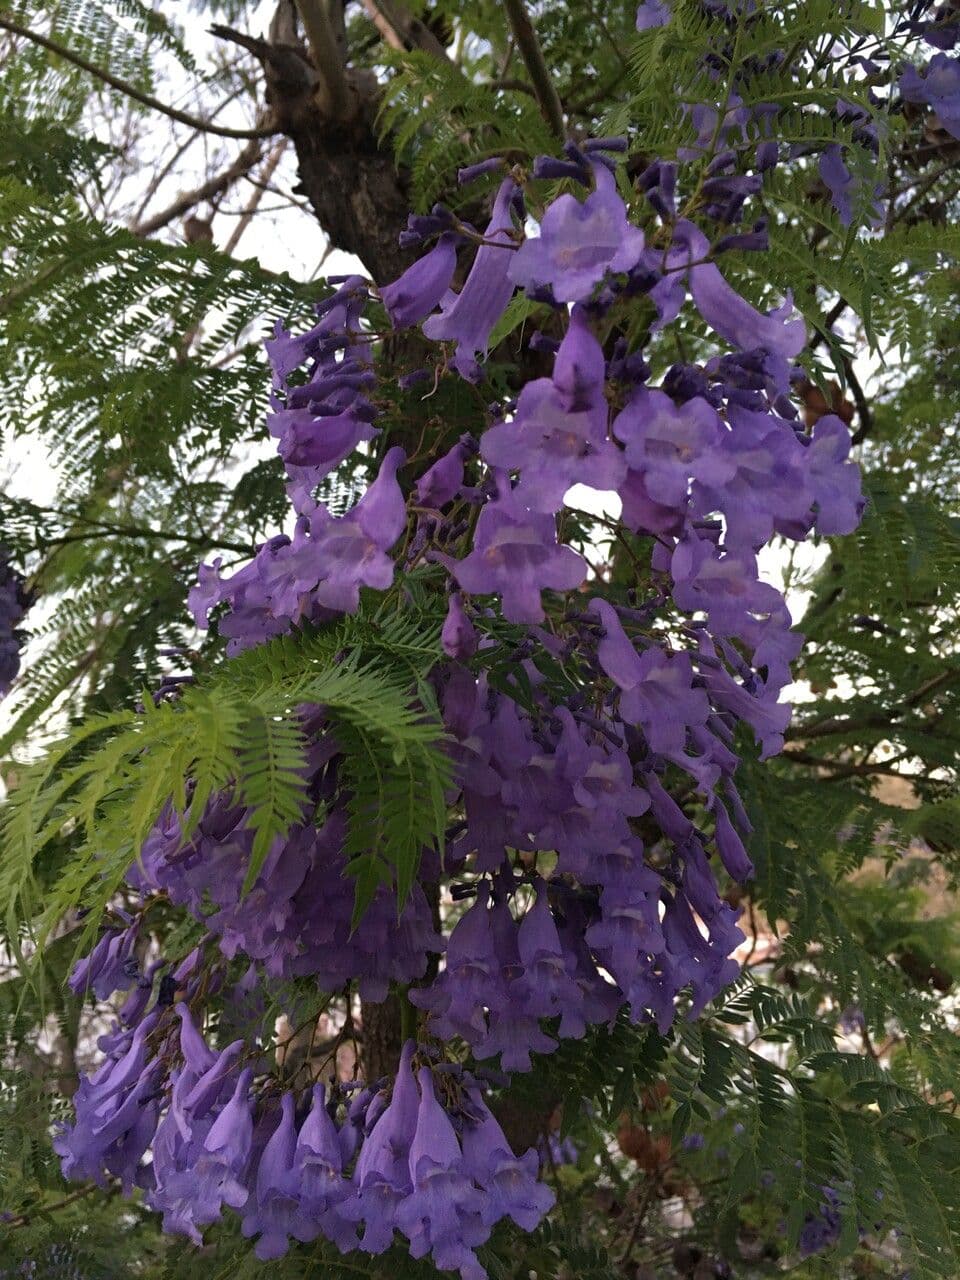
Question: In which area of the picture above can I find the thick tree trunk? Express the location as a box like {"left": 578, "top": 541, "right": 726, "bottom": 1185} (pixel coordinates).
{"left": 214, "top": 10, "right": 414, "bottom": 286}
{"left": 284, "top": 103, "right": 413, "bottom": 285}
{"left": 360, "top": 989, "right": 407, "bottom": 1083}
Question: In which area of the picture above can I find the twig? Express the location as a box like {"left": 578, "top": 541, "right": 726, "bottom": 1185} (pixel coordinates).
{"left": 222, "top": 140, "right": 287, "bottom": 256}
{"left": 128, "top": 87, "right": 247, "bottom": 227}
{"left": 845, "top": 354, "right": 875, "bottom": 445}
{"left": 490, "top": 76, "right": 538, "bottom": 96}
{"left": 781, "top": 749, "right": 912, "bottom": 781}
{"left": 617, "top": 1173, "right": 659, "bottom": 1265}
{"left": 42, "top": 524, "right": 254, "bottom": 556}
{"left": 501, "top": 0, "right": 565, "bottom": 141}
{"left": 132, "top": 137, "right": 264, "bottom": 237}
{"left": 807, "top": 296, "right": 849, "bottom": 353}
{"left": 792, "top": 670, "right": 956, "bottom": 741}
{"left": 0, "top": 15, "right": 276, "bottom": 140}
{"left": 5, "top": 1183, "right": 99, "bottom": 1229}
{"left": 361, "top": 0, "right": 450, "bottom": 59}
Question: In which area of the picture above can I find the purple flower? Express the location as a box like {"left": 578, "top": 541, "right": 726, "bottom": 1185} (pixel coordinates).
{"left": 381, "top": 232, "right": 459, "bottom": 328}
{"left": 422, "top": 180, "right": 518, "bottom": 380}
{"left": 0, "top": 548, "right": 30, "bottom": 698}
{"left": 699, "top": 657, "right": 793, "bottom": 759}
{"left": 636, "top": 0, "right": 671, "bottom": 29}
{"left": 481, "top": 309, "right": 624, "bottom": 511}
{"left": 410, "top": 884, "right": 505, "bottom": 1043}
{"left": 268, "top": 406, "right": 377, "bottom": 477}
{"left": 241, "top": 1092, "right": 309, "bottom": 1259}
{"left": 694, "top": 404, "right": 811, "bottom": 548}
{"left": 194, "top": 446, "right": 408, "bottom": 645}
{"left": 670, "top": 534, "right": 785, "bottom": 638}
{"left": 55, "top": 1012, "right": 161, "bottom": 1192}
{"left": 460, "top": 1090, "right": 555, "bottom": 1231}
{"left": 553, "top": 307, "right": 607, "bottom": 411}
{"left": 416, "top": 437, "right": 471, "bottom": 509}
{"left": 514, "top": 885, "right": 588, "bottom": 1038}
{"left": 197, "top": 1068, "right": 254, "bottom": 1215}
{"left": 613, "top": 388, "right": 731, "bottom": 508}
{"left": 690, "top": 264, "right": 806, "bottom": 358}
{"left": 296, "top": 1084, "right": 356, "bottom": 1252}
{"left": 68, "top": 924, "right": 139, "bottom": 1000}
{"left": 442, "top": 593, "right": 479, "bottom": 659}
{"left": 819, "top": 145, "right": 855, "bottom": 226}
{"left": 451, "top": 484, "right": 586, "bottom": 623}
{"left": 396, "top": 1069, "right": 488, "bottom": 1280}
{"left": 900, "top": 53, "right": 960, "bottom": 139}
{"left": 713, "top": 802, "right": 754, "bottom": 881}
{"left": 803, "top": 416, "right": 863, "bottom": 535}
{"left": 508, "top": 163, "right": 645, "bottom": 303}
{"left": 480, "top": 380, "right": 624, "bottom": 513}
{"left": 592, "top": 601, "right": 710, "bottom": 755}
{"left": 341, "top": 1041, "right": 419, "bottom": 1254}
{"left": 619, "top": 468, "right": 686, "bottom": 535}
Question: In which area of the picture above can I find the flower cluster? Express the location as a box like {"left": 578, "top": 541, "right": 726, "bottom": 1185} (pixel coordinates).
{"left": 903, "top": 0, "right": 960, "bottom": 128}
{"left": 130, "top": 789, "right": 441, "bottom": 1002}
{"left": 0, "top": 547, "right": 30, "bottom": 698}
{"left": 57, "top": 973, "right": 551, "bottom": 1277}
{"left": 62, "top": 124, "right": 865, "bottom": 1269}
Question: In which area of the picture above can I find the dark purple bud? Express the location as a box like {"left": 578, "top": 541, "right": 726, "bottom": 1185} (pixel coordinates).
{"left": 583, "top": 135, "right": 629, "bottom": 153}
{"left": 399, "top": 368, "right": 432, "bottom": 390}
{"left": 755, "top": 139, "right": 779, "bottom": 171}
{"left": 532, "top": 156, "right": 591, "bottom": 184}
{"left": 529, "top": 331, "right": 560, "bottom": 354}
{"left": 458, "top": 157, "right": 506, "bottom": 185}
{"left": 707, "top": 149, "right": 738, "bottom": 175}
{"left": 714, "top": 225, "right": 770, "bottom": 253}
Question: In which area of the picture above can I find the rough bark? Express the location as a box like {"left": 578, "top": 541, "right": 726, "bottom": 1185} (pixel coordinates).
{"left": 285, "top": 102, "right": 413, "bottom": 283}
{"left": 212, "top": 9, "right": 413, "bottom": 285}
{"left": 360, "top": 988, "right": 407, "bottom": 1083}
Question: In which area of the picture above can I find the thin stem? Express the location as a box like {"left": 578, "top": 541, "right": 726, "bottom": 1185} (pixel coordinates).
{"left": 41, "top": 523, "right": 254, "bottom": 556}
{"left": 132, "top": 137, "right": 264, "bottom": 238}
{"left": 501, "top": 0, "right": 565, "bottom": 141}
{"left": 782, "top": 749, "right": 913, "bottom": 781}
{"left": 221, "top": 140, "right": 287, "bottom": 256}
{"left": 0, "top": 16, "right": 276, "bottom": 140}
{"left": 6, "top": 1183, "right": 99, "bottom": 1229}
{"left": 361, "top": 0, "right": 450, "bottom": 59}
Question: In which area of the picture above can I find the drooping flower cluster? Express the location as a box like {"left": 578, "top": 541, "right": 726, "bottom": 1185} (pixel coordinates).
{"left": 0, "top": 547, "right": 30, "bottom": 698}
{"left": 130, "top": 789, "right": 441, "bottom": 1002}
{"left": 62, "top": 121, "right": 866, "bottom": 1270}
{"left": 57, "top": 966, "right": 552, "bottom": 1276}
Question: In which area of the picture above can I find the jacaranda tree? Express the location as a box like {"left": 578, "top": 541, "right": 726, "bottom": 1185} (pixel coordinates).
{"left": 1, "top": 2, "right": 960, "bottom": 1277}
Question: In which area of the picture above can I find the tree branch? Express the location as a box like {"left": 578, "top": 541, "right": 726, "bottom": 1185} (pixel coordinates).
{"left": 790, "top": 670, "right": 957, "bottom": 742}
{"left": 0, "top": 15, "right": 276, "bottom": 140}
{"left": 293, "top": 0, "right": 351, "bottom": 118}
{"left": 501, "top": 0, "right": 565, "bottom": 141}
{"left": 42, "top": 523, "right": 255, "bottom": 557}
{"left": 131, "top": 138, "right": 264, "bottom": 238}
{"left": 222, "top": 140, "right": 287, "bottom": 256}
{"left": 781, "top": 749, "right": 912, "bottom": 781}
{"left": 360, "top": 0, "right": 451, "bottom": 59}
{"left": 6, "top": 1183, "right": 99, "bottom": 1229}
